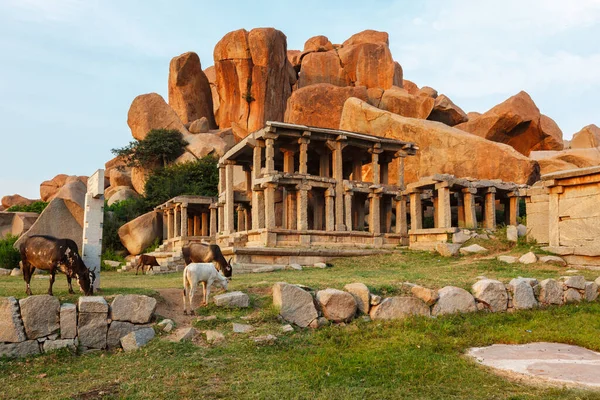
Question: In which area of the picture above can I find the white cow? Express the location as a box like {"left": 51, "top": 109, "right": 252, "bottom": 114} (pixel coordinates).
{"left": 182, "top": 262, "right": 229, "bottom": 315}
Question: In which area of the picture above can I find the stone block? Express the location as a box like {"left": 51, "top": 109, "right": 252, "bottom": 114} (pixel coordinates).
{"left": 435, "top": 243, "right": 461, "bottom": 257}
{"left": 213, "top": 291, "right": 250, "bottom": 308}
{"left": 316, "top": 288, "right": 357, "bottom": 322}
{"left": 78, "top": 296, "right": 108, "bottom": 313}
{"left": 431, "top": 286, "right": 477, "bottom": 316}
{"left": 459, "top": 244, "right": 488, "bottom": 255}
{"left": 539, "top": 255, "right": 566, "bottom": 266}
{"left": 497, "top": 256, "right": 518, "bottom": 264}
{"left": 585, "top": 281, "right": 599, "bottom": 302}
{"left": 0, "top": 297, "right": 26, "bottom": 343}
{"left": 232, "top": 323, "right": 255, "bottom": 333}
{"left": 110, "top": 295, "right": 156, "bottom": 324}
{"left": 0, "top": 268, "right": 11, "bottom": 276}
{"left": 157, "top": 319, "right": 174, "bottom": 333}
{"left": 281, "top": 324, "right": 294, "bottom": 333}
{"left": 564, "top": 288, "right": 582, "bottom": 303}
{"left": 252, "top": 334, "right": 277, "bottom": 344}
{"left": 508, "top": 278, "right": 538, "bottom": 309}
{"left": 120, "top": 327, "right": 155, "bottom": 351}
{"left": 205, "top": 330, "right": 224, "bottom": 343}
{"left": 0, "top": 340, "right": 41, "bottom": 358}
{"left": 472, "top": 279, "right": 508, "bottom": 312}
{"left": 107, "top": 321, "right": 140, "bottom": 349}
{"left": 43, "top": 338, "right": 78, "bottom": 353}
{"left": 452, "top": 230, "right": 472, "bottom": 244}
{"left": 78, "top": 312, "right": 108, "bottom": 349}
{"left": 273, "top": 282, "right": 318, "bottom": 328}
{"left": 506, "top": 225, "right": 518, "bottom": 242}
{"left": 59, "top": 303, "right": 77, "bottom": 339}
{"left": 370, "top": 297, "right": 430, "bottom": 320}
{"left": 344, "top": 283, "right": 371, "bottom": 314}
{"left": 410, "top": 286, "right": 439, "bottom": 306}
{"left": 518, "top": 252, "right": 538, "bottom": 264}
{"left": 19, "top": 295, "right": 60, "bottom": 340}
{"left": 563, "top": 276, "right": 586, "bottom": 290}
{"left": 171, "top": 327, "right": 197, "bottom": 342}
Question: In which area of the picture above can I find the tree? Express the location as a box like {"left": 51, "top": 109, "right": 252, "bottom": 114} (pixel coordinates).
{"left": 111, "top": 129, "right": 188, "bottom": 169}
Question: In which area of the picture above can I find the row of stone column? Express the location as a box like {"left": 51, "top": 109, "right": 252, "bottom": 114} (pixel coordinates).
{"left": 163, "top": 204, "right": 216, "bottom": 240}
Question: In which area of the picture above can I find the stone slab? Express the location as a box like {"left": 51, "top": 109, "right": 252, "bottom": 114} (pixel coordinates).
{"left": 110, "top": 295, "right": 156, "bottom": 324}
{"left": 19, "top": 295, "right": 60, "bottom": 340}
{"left": 468, "top": 342, "right": 600, "bottom": 388}
{"left": 78, "top": 296, "right": 108, "bottom": 313}
{"left": 120, "top": 327, "right": 155, "bottom": 351}
{"left": 213, "top": 291, "right": 250, "bottom": 308}
{"left": 0, "top": 340, "right": 41, "bottom": 358}
{"left": 0, "top": 297, "right": 26, "bottom": 343}
{"left": 60, "top": 303, "right": 77, "bottom": 339}
{"left": 78, "top": 312, "right": 108, "bottom": 349}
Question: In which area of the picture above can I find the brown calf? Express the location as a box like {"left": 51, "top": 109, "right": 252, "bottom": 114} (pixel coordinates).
{"left": 136, "top": 254, "right": 160, "bottom": 275}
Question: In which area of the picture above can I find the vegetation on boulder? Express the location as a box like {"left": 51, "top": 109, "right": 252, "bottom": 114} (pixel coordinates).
{"left": 111, "top": 129, "right": 188, "bottom": 169}
{"left": 6, "top": 201, "right": 48, "bottom": 214}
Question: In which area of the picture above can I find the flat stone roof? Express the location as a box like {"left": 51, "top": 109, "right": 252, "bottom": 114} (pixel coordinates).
{"left": 542, "top": 165, "right": 600, "bottom": 181}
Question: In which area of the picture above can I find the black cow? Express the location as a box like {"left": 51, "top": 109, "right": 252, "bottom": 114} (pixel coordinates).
{"left": 19, "top": 235, "right": 95, "bottom": 296}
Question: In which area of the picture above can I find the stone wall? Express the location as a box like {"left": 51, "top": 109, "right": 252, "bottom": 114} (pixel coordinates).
{"left": 273, "top": 275, "right": 600, "bottom": 327}
{"left": 0, "top": 294, "right": 156, "bottom": 358}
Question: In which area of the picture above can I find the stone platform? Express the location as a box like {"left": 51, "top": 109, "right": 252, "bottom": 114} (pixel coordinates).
{"left": 468, "top": 342, "right": 600, "bottom": 389}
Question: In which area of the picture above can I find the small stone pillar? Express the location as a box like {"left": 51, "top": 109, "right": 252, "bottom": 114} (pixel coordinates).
{"left": 436, "top": 183, "right": 451, "bottom": 229}
{"left": 287, "top": 190, "right": 297, "bottom": 230}
{"left": 162, "top": 211, "right": 168, "bottom": 240}
{"left": 244, "top": 206, "right": 251, "bottom": 231}
{"left": 180, "top": 203, "right": 188, "bottom": 237}
{"left": 484, "top": 187, "right": 497, "bottom": 230}
{"left": 167, "top": 209, "right": 174, "bottom": 239}
{"left": 209, "top": 205, "right": 217, "bottom": 237}
{"left": 264, "top": 183, "right": 276, "bottom": 229}
{"left": 370, "top": 146, "right": 381, "bottom": 185}
{"left": 174, "top": 205, "right": 180, "bottom": 238}
{"left": 193, "top": 215, "right": 200, "bottom": 236}
{"left": 456, "top": 193, "right": 465, "bottom": 228}
{"left": 252, "top": 190, "right": 265, "bottom": 230}
{"left": 380, "top": 160, "right": 390, "bottom": 185}
{"left": 383, "top": 196, "right": 393, "bottom": 233}
{"left": 354, "top": 195, "right": 365, "bottom": 231}
{"left": 298, "top": 135, "right": 310, "bottom": 174}
{"left": 224, "top": 161, "right": 235, "bottom": 234}
{"left": 244, "top": 166, "right": 252, "bottom": 194}
{"left": 344, "top": 191, "right": 353, "bottom": 231}
{"left": 409, "top": 191, "right": 423, "bottom": 230}
{"left": 201, "top": 213, "right": 209, "bottom": 236}
{"left": 395, "top": 195, "right": 407, "bottom": 235}
{"left": 297, "top": 184, "right": 310, "bottom": 231}
{"left": 462, "top": 188, "right": 477, "bottom": 229}
{"left": 395, "top": 151, "right": 407, "bottom": 189}
{"left": 265, "top": 138, "right": 276, "bottom": 174}
{"left": 282, "top": 150, "right": 295, "bottom": 174}
{"left": 369, "top": 191, "right": 381, "bottom": 234}
{"left": 325, "top": 187, "right": 335, "bottom": 231}
{"left": 507, "top": 193, "right": 519, "bottom": 226}
{"left": 253, "top": 140, "right": 264, "bottom": 179}
{"left": 237, "top": 204, "right": 246, "bottom": 231}
{"left": 331, "top": 136, "right": 347, "bottom": 231}
{"left": 218, "top": 164, "right": 225, "bottom": 233}
{"left": 319, "top": 149, "right": 330, "bottom": 177}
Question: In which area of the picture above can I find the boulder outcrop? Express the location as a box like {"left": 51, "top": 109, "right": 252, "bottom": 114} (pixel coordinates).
{"left": 0, "top": 211, "right": 38, "bottom": 239}
{"left": 427, "top": 94, "right": 468, "bottom": 126}
{"left": 379, "top": 86, "right": 434, "bottom": 119}
{"left": 118, "top": 211, "right": 163, "bottom": 256}
{"left": 168, "top": 52, "right": 216, "bottom": 128}
{"left": 127, "top": 93, "right": 189, "bottom": 140}
{"left": 571, "top": 124, "right": 600, "bottom": 149}
{"left": 1, "top": 194, "right": 34, "bottom": 209}
{"left": 529, "top": 147, "right": 600, "bottom": 175}
{"left": 339, "top": 97, "right": 539, "bottom": 185}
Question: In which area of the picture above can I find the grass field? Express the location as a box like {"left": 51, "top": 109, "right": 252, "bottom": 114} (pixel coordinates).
{"left": 1, "top": 239, "right": 600, "bottom": 399}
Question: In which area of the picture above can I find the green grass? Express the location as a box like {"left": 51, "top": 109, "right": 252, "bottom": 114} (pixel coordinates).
{"left": 1, "top": 247, "right": 600, "bottom": 399}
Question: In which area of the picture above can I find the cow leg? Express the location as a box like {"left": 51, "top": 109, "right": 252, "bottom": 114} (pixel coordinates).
{"left": 66, "top": 274, "right": 75, "bottom": 294}
{"left": 22, "top": 261, "right": 33, "bottom": 296}
{"left": 48, "top": 269, "right": 56, "bottom": 296}
{"left": 189, "top": 280, "right": 198, "bottom": 315}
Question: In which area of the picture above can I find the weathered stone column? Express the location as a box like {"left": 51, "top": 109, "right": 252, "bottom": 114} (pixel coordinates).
{"left": 174, "top": 205, "right": 180, "bottom": 238}
{"left": 209, "top": 205, "right": 217, "bottom": 237}
{"left": 456, "top": 193, "right": 465, "bottom": 228}
{"left": 409, "top": 191, "right": 423, "bottom": 230}
{"left": 548, "top": 186, "right": 561, "bottom": 247}
{"left": 264, "top": 183, "right": 276, "bottom": 229}
{"left": 380, "top": 161, "right": 389, "bottom": 185}
{"left": 218, "top": 165, "right": 225, "bottom": 233}
{"left": 253, "top": 140, "right": 264, "bottom": 179}
{"left": 296, "top": 184, "right": 310, "bottom": 231}
{"left": 224, "top": 161, "right": 235, "bottom": 234}
{"left": 369, "top": 191, "right": 381, "bottom": 234}
{"left": 202, "top": 212, "right": 209, "bottom": 236}
{"left": 237, "top": 204, "right": 246, "bottom": 231}
{"left": 167, "top": 209, "right": 174, "bottom": 239}
{"left": 162, "top": 211, "right": 168, "bottom": 240}
{"left": 265, "top": 138, "right": 275, "bottom": 174}
{"left": 507, "top": 193, "right": 520, "bottom": 226}
{"left": 344, "top": 191, "right": 353, "bottom": 231}
{"left": 282, "top": 150, "right": 295, "bottom": 174}
{"left": 252, "top": 189, "right": 265, "bottom": 230}
{"left": 330, "top": 136, "right": 347, "bottom": 231}
{"left": 395, "top": 195, "right": 407, "bottom": 235}
{"left": 355, "top": 196, "right": 365, "bottom": 230}
{"left": 319, "top": 149, "right": 330, "bottom": 177}
{"left": 395, "top": 151, "right": 407, "bottom": 189}
{"left": 352, "top": 159, "right": 362, "bottom": 181}
{"left": 436, "top": 183, "right": 451, "bottom": 229}
{"left": 370, "top": 146, "right": 381, "bottom": 185}
{"left": 462, "top": 188, "right": 477, "bottom": 229}
{"left": 193, "top": 215, "right": 200, "bottom": 236}
{"left": 244, "top": 206, "right": 251, "bottom": 232}
{"left": 244, "top": 166, "right": 252, "bottom": 194}
{"left": 484, "top": 187, "right": 497, "bottom": 230}
{"left": 383, "top": 196, "right": 393, "bottom": 233}
{"left": 287, "top": 190, "right": 297, "bottom": 230}
{"left": 298, "top": 135, "right": 310, "bottom": 174}
{"left": 325, "top": 187, "right": 335, "bottom": 231}
{"left": 181, "top": 203, "right": 188, "bottom": 237}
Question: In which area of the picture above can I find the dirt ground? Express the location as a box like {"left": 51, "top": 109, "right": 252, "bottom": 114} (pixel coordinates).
{"left": 155, "top": 288, "right": 202, "bottom": 327}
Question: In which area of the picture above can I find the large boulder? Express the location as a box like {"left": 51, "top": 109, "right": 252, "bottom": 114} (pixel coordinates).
{"left": 369, "top": 297, "right": 430, "bottom": 320}
{"left": 316, "top": 288, "right": 357, "bottom": 322}
{"left": 106, "top": 187, "right": 139, "bottom": 206}
{"left": 0, "top": 211, "right": 38, "bottom": 239}
{"left": 109, "top": 169, "right": 132, "bottom": 188}
{"left": 19, "top": 295, "right": 60, "bottom": 339}
{"left": 454, "top": 91, "right": 563, "bottom": 156}
{"left": 110, "top": 295, "right": 156, "bottom": 324}
{"left": 0, "top": 297, "right": 26, "bottom": 343}
{"left": 120, "top": 327, "right": 155, "bottom": 352}
{"left": 297, "top": 51, "right": 350, "bottom": 88}
{"left": 214, "top": 28, "right": 293, "bottom": 139}
{"left": 15, "top": 180, "right": 87, "bottom": 250}
{"left": 431, "top": 286, "right": 477, "bottom": 316}
{"left": 272, "top": 282, "right": 318, "bottom": 328}
{"left": 472, "top": 279, "right": 508, "bottom": 312}
{"left": 1, "top": 194, "right": 34, "bottom": 209}
{"left": 427, "top": 94, "right": 468, "bottom": 126}
{"left": 339, "top": 97, "right": 539, "bottom": 185}
{"left": 530, "top": 147, "right": 600, "bottom": 175}
{"left": 203, "top": 66, "right": 220, "bottom": 122}
{"left": 127, "top": 93, "right": 189, "bottom": 141}
{"left": 570, "top": 124, "right": 600, "bottom": 149}
{"left": 168, "top": 52, "right": 216, "bottom": 128}
{"left": 39, "top": 174, "right": 87, "bottom": 202}
{"left": 175, "top": 132, "right": 231, "bottom": 164}
{"left": 379, "top": 86, "right": 435, "bottom": 119}
{"left": 118, "top": 211, "right": 162, "bottom": 256}
{"left": 284, "top": 84, "right": 368, "bottom": 129}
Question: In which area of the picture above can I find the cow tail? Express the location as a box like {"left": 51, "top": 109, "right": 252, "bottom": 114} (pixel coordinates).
{"left": 182, "top": 265, "right": 189, "bottom": 296}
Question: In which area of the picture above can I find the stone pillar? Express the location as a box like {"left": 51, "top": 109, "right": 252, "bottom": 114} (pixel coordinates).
{"left": 369, "top": 192, "right": 381, "bottom": 234}
{"left": 174, "top": 206, "right": 180, "bottom": 238}
{"left": 218, "top": 165, "right": 225, "bottom": 234}
{"left": 383, "top": 196, "right": 393, "bottom": 233}
{"left": 224, "top": 162, "right": 235, "bottom": 234}
{"left": 484, "top": 188, "right": 497, "bottom": 230}
{"left": 193, "top": 215, "right": 200, "bottom": 236}
{"left": 297, "top": 184, "right": 310, "bottom": 231}
{"left": 265, "top": 138, "right": 275, "bottom": 174}
{"left": 436, "top": 184, "right": 451, "bottom": 229}
{"left": 252, "top": 190, "right": 265, "bottom": 230}
{"left": 264, "top": 183, "right": 276, "bottom": 229}
{"left": 82, "top": 169, "right": 104, "bottom": 290}
{"left": 180, "top": 203, "right": 188, "bottom": 237}
{"left": 370, "top": 148, "right": 381, "bottom": 185}
{"left": 162, "top": 211, "right": 168, "bottom": 240}
{"left": 344, "top": 191, "right": 353, "bottom": 231}
{"left": 456, "top": 193, "right": 465, "bottom": 228}
{"left": 237, "top": 204, "right": 245, "bottom": 232}
{"left": 167, "top": 209, "right": 174, "bottom": 239}
{"left": 355, "top": 196, "right": 365, "bottom": 231}
{"left": 409, "top": 191, "right": 422, "bottom": 230}
{"left": 507, "top": 194, "right": 519, "bottom": 226}
{"left": 352, "top": 159, "right": 362, "bottom": 181}
{"left": 395, "top": 152, "right": 407, "bottom": 189}
{"left": 209, "top": 205, "right": 217, "bottom": 237}
{"left": 381, "top": 161, "right": 389, "bottom": 184}
{"left": 298, "top": 136, "right": 310, "bottom": 174}
{"left": 548, "top": 187, "right": 561, "bottom": 247}
{"left": 462, "top": 188, "right": 477, "bottom": 229}
{"left": 202, "top": 213, "right": 209, "bottom": 236}
{"left": 319, "top": 150, "right": 330, "bottom": 177}
{"left": 332, "top": 138, "right": 346, "bottom": 231}
{"left": 325, "top": 187, "right": 335, "bottom": 231}
{"left": 244, "top": 166, "right": 252, "bottom": 194}
{"left": 244, "top": 207, "right": 251, "bottom": 232}
{"left": 253, "top": 140, "right": 264, "bottom": 179}
{"left": 282, "top": 150, "right": 294, "bottom": 174}
{"left": 395, "top": 195, "right": 407, "bottom": 235}
{"left": 287, "top": 190, "right": 297, "bottom": 230}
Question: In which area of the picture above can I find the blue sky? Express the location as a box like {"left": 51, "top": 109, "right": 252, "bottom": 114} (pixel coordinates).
{"left": 1, "top": 0, "right": 599, "bottom": 199}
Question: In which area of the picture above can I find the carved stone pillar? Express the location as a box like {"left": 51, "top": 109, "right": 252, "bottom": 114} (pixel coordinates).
{"left": 298, "top": 135, "right": 310, "bottom": 174}
{"left": 297, "top": 184, "right": 310, "bottom": 231}
{"left": 282, "top": 149, "right": 295, "bottom": 174}
{"left": 202, "top": 212, "right": 209, "bottom": 236}
{"left": 409, "top": 191, "right": 423, "bottom": 230}
{"left": 395, "top": 195, "right": 407, "bottom": 235}
{"left": 287, "top": 189, "right": 297, "bottom": 230}
{"left": 344, "top": 191, "right": 353, "bottom": 231}
{"left": 325, "top": 187, "right": 335, "bottom": 232}
{"left": 394, "top": 151, "right": 407, "bottom": 189}
{"left": 265, "top": 138, "right": 275, "bottom": 174}
{"left": 462, "top": 188, "right": 477, "bottom": 229}
{"left": 237, "top": 204, "right": 245, "bottom": 231}
{"left": 209, "top": 205, "right": 217, "bottom": 237}
{"left": 484, "top": 188, "right": 497, "bottom": 230}
{"left": 252, "top": 189, "right": 265, "bottom": 230}
{"left": 224, "top": 161, "right": 235, "bottom": 234}
{"left": 253, "top": 140, "right": 264, "bottom": 180}
{"left": 436, "top": 184, "right": 451, "bottom": 229}
{"left": 180, "top": 203, "right": 188, "bottom": 237}
{"left": 507, "top": 193, "right": 519, "bottom": 226}
{"left": 319, "top": 149, "right": 330, "bottom": 177}
{"left": 383, "top": 196, "right": 393, "bottom": 233}
{"left": 264, "top": 183, "right": 276, "bottom": 229}
{"left": 218, "top": 164, "right": 225, "bottom": 233}
{"left": 369, "top": 192, "right": 381, "bottom": 234}
{"left": 331, "top": 137, "right": 347, "bottom": 231}
{"left": 167, "top": 209, "right": 174, "bottom": 239}
{"left": 352, "top": 159, "right": 362, "bottom": 181}
{"left": 174, "top": 206, "right": 180, "bottom": 238}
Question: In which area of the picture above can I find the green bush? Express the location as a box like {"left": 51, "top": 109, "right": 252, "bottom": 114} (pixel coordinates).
{"left": 111, "top": 129, "right": 188, "bottom": 169}
{"left": 0, "top": 235, "right": 21, "bottom": 269}
{"left": 6, "top": 201, "right": 48, "bottom": 214}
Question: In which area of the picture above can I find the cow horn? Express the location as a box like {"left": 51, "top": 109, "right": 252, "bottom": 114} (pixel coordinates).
{"left": 228, "top": 257, "right": 232, "bottom": 266}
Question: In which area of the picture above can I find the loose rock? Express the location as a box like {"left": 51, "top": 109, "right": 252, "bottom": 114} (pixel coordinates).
{"left": 585, "top": 282, "right": 599, "bottom": 302}
{"left": 273, "top": 283, "right": 318, "bottom": 328}
{"left": 472, "top": 279, "right": 508, "bottom": 312}
{"left": 509, "top": 278, "right": 538, "bottom": 309}
{"left": 539, "top": 255, "right": 566, "bottom": 266}
{"left": 316, "top": 288, "right": 357, "bottom": 322}
{"left": 497, "top": 255, "right": 518, "bottom": 264}
{"left": 519, "top": 252, "right": 538, "bottom": 264}
{"left": 232, "top": 323, "right": 255, "bottom": 333}
{"left": 120, "top": 327, "right": 155, "bottom": 351}
{"left": 539, "top": 279, "right": 564, "bottom": 305}
{"left": 431, "top": 286, "right": 477, "bottom": 316}
{"left": 410, "top": 286, "right": 439, "bottom": 306}
{"left": 370, "top": 297, "right": 430, "bottom": 320}
{"left": 205, "top": 330, "right": 225, "bottom": 343}
{"left": 459, "top": 244, "right": 488, "bottom": 255}
{"left": 110, "top": 295, "right": 156, "bottom": 324}
{"left": 214, "top": 291, "right": 250, "bottom": 308}
{"left": 563, "top": 276, "right": 586, "bottom": 290}
{"left": 343, "top": 283, "right": 371, "bottom": 314}
{"left": 564, "top": 288, "right": 582, "bottom": 303}
{"left": 19, "top": 295, "right": 60, "bottom": 340}
{"left": 435, "top": 242, "right": 461, "bottom": 257}
{"left": 506, "top": 225, "right": 518, "bottom": 242}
